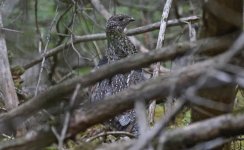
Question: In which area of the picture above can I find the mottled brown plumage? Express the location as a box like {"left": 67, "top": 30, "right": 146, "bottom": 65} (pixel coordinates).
{"left": 90, "top": 14, "right": 145, "bottom": 135}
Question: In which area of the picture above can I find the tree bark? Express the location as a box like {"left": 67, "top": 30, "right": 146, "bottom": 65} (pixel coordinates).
{"left": 191, "top": 0, "right": 242, "bottom": 149}
{"left": 0, "top": 10, "right": 19, "bottom": 110}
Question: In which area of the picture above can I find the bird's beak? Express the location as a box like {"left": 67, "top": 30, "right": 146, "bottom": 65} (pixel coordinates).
{"left": 129, "top": 17, "right": 135, "bottom": 22}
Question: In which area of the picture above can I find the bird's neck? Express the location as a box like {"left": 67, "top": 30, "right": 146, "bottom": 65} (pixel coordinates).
{"left": 106, "top": 31, "right": 130, "bottom": 61}
{"left": 106, "top": 30, "right": 125, "bottom": 42}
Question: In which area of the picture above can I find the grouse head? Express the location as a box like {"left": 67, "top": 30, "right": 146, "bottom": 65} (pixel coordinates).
{"left": 106, "top": 14, "right": 135, "bottom": 33}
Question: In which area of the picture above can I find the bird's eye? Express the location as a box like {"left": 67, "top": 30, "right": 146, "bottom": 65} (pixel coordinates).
{"left": 119, "top": 18, "right": 124, "bottom": 21}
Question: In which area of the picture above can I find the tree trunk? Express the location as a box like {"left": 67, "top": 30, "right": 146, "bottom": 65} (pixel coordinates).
{"left": 0, "top": 10, "right": 19, "bottom": 110}
{"left": 191, "top": 0, "right": 242, "bottom": 149}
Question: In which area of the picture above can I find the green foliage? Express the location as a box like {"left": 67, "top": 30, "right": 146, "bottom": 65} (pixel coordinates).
{"left": 75, "top": 67, "right": 92, "bottom": 75}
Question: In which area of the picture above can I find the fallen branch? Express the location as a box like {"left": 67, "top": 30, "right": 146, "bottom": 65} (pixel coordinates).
{"left": 0, "top": 33, "right": 236, "bottom": 135}
{"left": 69, "top": 59, "right": 212, "bottom": 135}
{"left": 157, "top": 113, "right": 244, "bottom": 150}
{"left": 95, "top": 113, "right": 244, "bottom": 150}
{"left": 0, "top": 56, "right": 212, "bottom": 150}
{"left": 0, "top": 41, "right": 243, "bottom": 149}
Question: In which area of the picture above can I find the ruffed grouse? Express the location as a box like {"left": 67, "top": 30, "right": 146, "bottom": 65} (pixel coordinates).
{"left": 90, "top": 14, "right": 145, "bottom": 135}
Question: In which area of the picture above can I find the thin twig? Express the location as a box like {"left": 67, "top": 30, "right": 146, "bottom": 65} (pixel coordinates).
{"left": 34, "top": 7, "right": 59, "bottom": 96}
{"left": 59, "top": 84, "right": 80, "bottom": 149}
{"left": 149, "top": 0, "right": 173, "bottom": 125}
{"left": 69, "top": 12, "right": 82, "bottom": 65}
{"left": 51, "top": 84, "right": 81, "bottom": 150}
{"left": 0, "top": 27, "right": 23, "bottom": 33}
{"left": 56, "top": 4, "right": 73, "bottom": 44}
{"left": 34, "top": 0, "right": 44, "bottom": 45}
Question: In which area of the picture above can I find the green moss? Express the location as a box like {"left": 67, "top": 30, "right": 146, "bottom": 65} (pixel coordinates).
{"left": 44, "top": 145, "right": 58, "bottom": 150}
{"left": 234, "top": 90, "right": 244, "bottom": 111}
{"left": 11, "top": 66, "right": 25, "bottom": 76}
{"left": 154, "top": 104, "right": 165, "bottom": 123}
{"left": 153, "top": 104, "right": 191, "bottom": 128}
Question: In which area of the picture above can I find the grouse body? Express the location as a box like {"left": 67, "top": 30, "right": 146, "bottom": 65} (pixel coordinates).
{"left": 90, "top": 14, "right": 145, "bottom": 135}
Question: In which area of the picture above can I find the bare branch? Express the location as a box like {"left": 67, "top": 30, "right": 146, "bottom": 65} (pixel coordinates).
{"left": 22, "top": 16, "right": 199, "bottom": 70}
{"left": 157, "top": 114, "right": 244, "bottom": 150}
{"left": 127, "top": 16, "right": 199, "bottom": 36}
{"left": 34, "top": 0, "right": 43, "bottom": 45}
{"left": 34, "top": 6, "right": 59, "bottom": 96}
{"left": 0, "top": 33, "right": 236, "bottom": 135}
{"left": 91, "top": 0, "right": 111, "bottom": 19}
{"left": 53, "top": 84, "right": 81, "bottom": 150}
{"left": 0, "top": 40, "right": 242, "bottom": 149}
{"left": 149, "top": 0, "right": 174, "bottom": 125}
{"left": 97, "top": 113, "right": 244, "bottom": 150}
